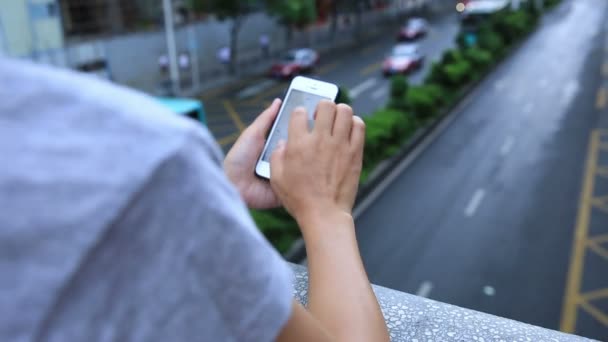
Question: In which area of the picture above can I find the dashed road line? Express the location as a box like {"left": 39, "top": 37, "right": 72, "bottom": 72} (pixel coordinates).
{"left": 361, "top": 43, "right": 382, "bottom": 55}
{"left": 222, "top": 100, "right": 246, "bottom": 132}
{"left": 371, "top": 87, "right": 388, "bottom": 100}
{"left": 465, "top": 189, "right": 486, "bottom": 217}
{"left": 316, "top": 62, "right": 339, "bottom": 75}
{"left": 500, "top": 136, "right": 515, "bottom": 156}
{"left": 416, "top": 281, "right": 433, "bottom": 298}
{"left": 350, "top": 78, "right": 378, "bottom": 99}
{"left": 236, "top": 79, "right": 276, "bottom": 99}
{"left": 360, "top": 62, "right": 383, "bottom": 76}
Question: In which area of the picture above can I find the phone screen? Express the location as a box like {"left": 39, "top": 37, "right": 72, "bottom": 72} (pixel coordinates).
{"left": 261, "top": 89, "right": 331, "bottom": 161}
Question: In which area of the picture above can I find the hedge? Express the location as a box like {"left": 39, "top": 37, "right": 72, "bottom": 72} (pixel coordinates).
{"left": 253, "top": 2, "right": 556, "bottom": 254}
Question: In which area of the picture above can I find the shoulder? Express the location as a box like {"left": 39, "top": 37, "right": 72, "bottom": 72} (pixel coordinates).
{"left": 0, "top": 58, "right": 223, "bottom": 221}
{"left": 0, "top": 58, "right": 221, "bottom": 162}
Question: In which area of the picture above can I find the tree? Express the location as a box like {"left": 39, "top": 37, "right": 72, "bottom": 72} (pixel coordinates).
{"left": 187, "top": 0, "right": 260, "bottom": 74}
{"left": 265, "top": 0, "right": 317, "bottom": 47}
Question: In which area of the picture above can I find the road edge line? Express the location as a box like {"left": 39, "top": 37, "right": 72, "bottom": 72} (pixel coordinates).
{"left": 560, "top": 130, "right": 600, "bottom": 333}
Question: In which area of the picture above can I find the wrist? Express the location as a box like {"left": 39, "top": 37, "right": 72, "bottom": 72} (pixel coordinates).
{"left": 295, "top": 205, "right": 354, "bottom": 239}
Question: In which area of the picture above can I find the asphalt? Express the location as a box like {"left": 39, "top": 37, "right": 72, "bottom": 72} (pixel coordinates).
{"left": 200, "top": 12, "right": 460, "bottom": 152}
{"left": 353, "top": 0, "right": 608, "bottom": 340}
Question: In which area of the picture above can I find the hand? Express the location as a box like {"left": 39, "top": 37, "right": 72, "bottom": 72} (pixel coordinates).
{"left": 270, "top": 101, "right": 365, "bottom": 225}
{"left": 224, "top": 99, "right": 282, "bottom": 209}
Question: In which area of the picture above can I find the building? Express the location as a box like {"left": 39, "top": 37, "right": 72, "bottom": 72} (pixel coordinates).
{"left": 0, "top": 0, "right": 64, "bottom": 58}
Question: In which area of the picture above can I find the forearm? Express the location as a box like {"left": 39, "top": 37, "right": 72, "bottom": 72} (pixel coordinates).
{"left": 297, "top": 210, "right": 389, "bottom": 342}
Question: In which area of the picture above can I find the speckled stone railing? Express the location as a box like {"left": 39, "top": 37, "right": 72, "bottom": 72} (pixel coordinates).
{"left": 289, "top": 264, "right": 596, "bottom": 342}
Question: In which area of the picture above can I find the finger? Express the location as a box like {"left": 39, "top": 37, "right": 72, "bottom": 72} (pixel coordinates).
{"left": 313, "top": 100, "right": 337, "bottom": 135}
{"left": 270, "top": 140, "right": 286, "bottom": 180}
{"left": 288, "top": 107, "right": 309, "bottom": 143}
{"left": 249, "top": 98, "right": 282, "bottom": 136}
{"left": 350, "top": 116, "right": 366, "bottom": 159}
{"left": 333, "top": 104, "right": 354, "bottom": 141}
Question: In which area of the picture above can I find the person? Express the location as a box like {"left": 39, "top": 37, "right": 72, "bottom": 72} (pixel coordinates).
{"left": 259, "top": 34, "right": 270, "bottom": 58}
{"left": 0, "top": 58, "right": 389, "bottom": 341}
{"left": 217, "top": 46, "right": 230, "bottom": 65}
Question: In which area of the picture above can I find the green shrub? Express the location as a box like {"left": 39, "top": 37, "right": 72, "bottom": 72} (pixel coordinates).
{"left": 251, "top": 208, "right": 299, "bottom": 254}
{"left": 336, "top": 86, "right": 352, "bottom": 104}
{"left": 363, "top": 109, "right": 417, "bottom": 170}
{"left": 464, "top": 47, "right": 493, "bottom": 70}
{"left": 387, "top": 75, "right": 409, "bottom": 111}
{"left": 478, "top": 27, "right": 505, "bottom": 54}
{"left": 440, "top": 49, "right": 464, "bottom": 65}
{"left": 544, "top": 0, "right": 562, "bottom": 9}
{"left": 425, "top": 61, "right": 447, "bottom": 85}
{"left": 442, "top": 59, "right": 472, "bottom": 87}
{"left": 494, "top": 11, "right": 534, "bottom": 44}
{"left": 406, "top": 84, "right": 445, "bottom": 120}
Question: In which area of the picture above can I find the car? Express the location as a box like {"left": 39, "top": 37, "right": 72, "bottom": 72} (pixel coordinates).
{"left": 157, "top": 97, "right": 206, "bottom": 125}
{"left": 269, "top": 48, "right": 319, "bottom": 79}
{"left": 397, "top": 18, "right": 428, "bottom": 41}
{"left": 382, "top": 44, "right": 425, "bottom": 76}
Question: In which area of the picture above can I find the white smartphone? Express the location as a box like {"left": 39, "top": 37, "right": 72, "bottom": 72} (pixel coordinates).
{"left": 255, "top": 76, "right": 339, "bottom": 179}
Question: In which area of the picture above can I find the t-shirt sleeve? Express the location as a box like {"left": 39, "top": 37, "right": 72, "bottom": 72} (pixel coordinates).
{"left": 40, "top": 129, "right": 294, "bottom": 342}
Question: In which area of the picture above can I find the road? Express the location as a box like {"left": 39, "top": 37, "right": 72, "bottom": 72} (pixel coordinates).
{"left": 354, "top": 0, "right": 608, "bottom": 340}
{"left": 200, "top": 12, "right": 459, "bottom": 152}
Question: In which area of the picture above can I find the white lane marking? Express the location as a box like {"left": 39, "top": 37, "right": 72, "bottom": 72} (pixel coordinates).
{"left": 465, "top": 189, "right": 486, "bottom": 217}
{"left": 538, "top": 78, "right": 549, "bottom": 89}
{"left": 483, "top": 286, "right": 496, "bottom": 296}
{"left": 494, "top": 80, "right": 506, "bottom": 91}
{"left": 523, "top": 102, "right": 534, "bottom": 114}
{"left": 500, "top": 136, "right": 515, "bottom": 156}
{"left": 371, "top": 86, "right": 388, "bottom": 100}
{"left": 350, "top": 78, "right": 378, "bottom": 99}
{"left": 416, "top": 281, "right": 433, "bottom": 298}
{"left": 560, "top": 80, "right": 580, "bottom": 106}
{"left": 236, "top": 79, "right": 276, "bottom": 99}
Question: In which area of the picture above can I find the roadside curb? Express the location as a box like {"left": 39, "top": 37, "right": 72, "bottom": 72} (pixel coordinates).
{"left": 284, "top": 17, "right": 539, "bottom": 263}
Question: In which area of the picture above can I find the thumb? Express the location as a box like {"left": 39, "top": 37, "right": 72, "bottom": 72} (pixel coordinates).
{"left": 250, "top": 98, "right": 282, "bottom": 135}
{"left": 270, "top": 140, "right": 286, "bottom": 180}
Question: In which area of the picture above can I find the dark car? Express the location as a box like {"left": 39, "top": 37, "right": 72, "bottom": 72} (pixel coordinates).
{"left": 382, "top": 44, "right": 425, "bottom": 76}
{"left": 269, "top": 48, "right": 319, "bottom": 79}
{"left": 398, "top": 18, "right": 428, "bottom": 41}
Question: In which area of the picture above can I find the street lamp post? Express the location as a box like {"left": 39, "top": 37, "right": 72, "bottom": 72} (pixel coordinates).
{"left": 162, "top": 0, "right": 180, "bottom": 96}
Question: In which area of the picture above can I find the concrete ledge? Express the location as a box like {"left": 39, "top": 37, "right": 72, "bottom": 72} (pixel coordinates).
{"left": 289, "top": 264, "right": 595, "bottom": 342}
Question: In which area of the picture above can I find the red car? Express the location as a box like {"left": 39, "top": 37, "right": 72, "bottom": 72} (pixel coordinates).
{"left": 398, "top": 18, "right": 428, "bottom": 41}
{"left": 269, "top": 48, "right": 319, "bottom": 79}
{"left": 382, "top": 44, "right": 424, "bottom": 76}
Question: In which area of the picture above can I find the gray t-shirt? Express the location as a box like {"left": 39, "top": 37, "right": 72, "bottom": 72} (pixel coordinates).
{"left": 0, "top": 59, "right": 293, "bottom": 342}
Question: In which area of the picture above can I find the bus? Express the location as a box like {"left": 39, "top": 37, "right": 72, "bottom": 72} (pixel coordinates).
{"left": 157, "top": 97, "right": 206, "bottom": 125}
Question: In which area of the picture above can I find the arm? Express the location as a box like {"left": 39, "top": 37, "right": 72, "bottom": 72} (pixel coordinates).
{"left": 270, "top": 102, "right": 389, "bottom": 342}
{"left": 224, "top": 100, "right": 388, "bottom": 341}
